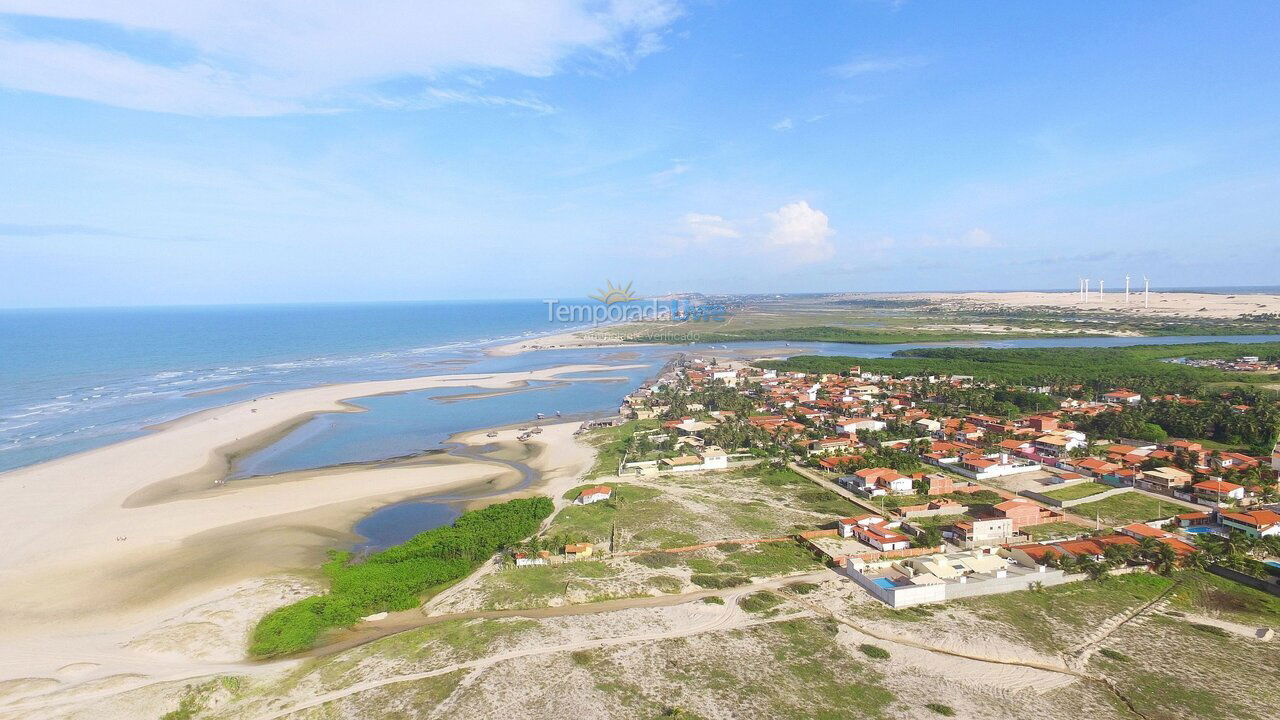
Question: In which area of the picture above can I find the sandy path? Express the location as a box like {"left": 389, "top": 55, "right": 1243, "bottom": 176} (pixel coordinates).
{"left": 246, "top": 574, "right": 827, "bottom": 720}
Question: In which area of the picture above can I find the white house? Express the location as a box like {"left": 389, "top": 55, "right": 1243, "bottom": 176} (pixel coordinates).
{"left": 514, "top": 552, "right": 548, "bottom": 567}
{"left": 838, "top": 417, "right": 886, "bottom": 434}
{"left": 574, "top": 485, "right": 613, "bottom": 505}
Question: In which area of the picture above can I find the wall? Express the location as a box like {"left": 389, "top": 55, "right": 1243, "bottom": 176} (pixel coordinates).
{"left": 1021, "top": 485, "right": 1133, "bottom": 509}
{"left": 942, "top": 568, "right": 1074, "bottom": 599}
{"left": 1208, "top": 564, "right": 1280, "bottom": 598}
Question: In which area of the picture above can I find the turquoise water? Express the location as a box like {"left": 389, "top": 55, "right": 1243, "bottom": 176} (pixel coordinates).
{"left": 4, "top": 302, "right": 1280, "bottom": 548}
{"left": 2, "top": 298, "right": 1279, "bottom": 474}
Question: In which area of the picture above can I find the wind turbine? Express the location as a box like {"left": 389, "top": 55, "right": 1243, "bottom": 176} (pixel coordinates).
{"left": 1143, "top": 276, "right": 1150, "bottom": 309}
{"left": 1083, "top": 278, "right": 1090, "bottom": 303}
{"left": 1078, "top": 277, "right": 1085, "bottom": 302}
{"left": 1099, "top": 279, "right": 1104, "bottom": 300}
{"left": 1125, "top": 275, "right": 1131, "bottom": 304}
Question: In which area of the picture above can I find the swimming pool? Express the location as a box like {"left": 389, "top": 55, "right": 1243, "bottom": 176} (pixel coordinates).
{"left": 872, "top": 578, "right": 897, "bottom": 590}
{"left": 1184, "top": 526, "right": 1213, "bottom": 534}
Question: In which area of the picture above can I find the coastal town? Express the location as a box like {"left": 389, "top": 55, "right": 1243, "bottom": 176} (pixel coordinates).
{"left": 503, "top": 353, "right": 1280, "bottom": 614}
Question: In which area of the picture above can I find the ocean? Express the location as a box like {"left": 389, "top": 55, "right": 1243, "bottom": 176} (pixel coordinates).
{"left": 4, "top": 300, "right": 1280, "bottom": 476}
{"left": 0, "top": 301, "right": 587, "bottom": 472}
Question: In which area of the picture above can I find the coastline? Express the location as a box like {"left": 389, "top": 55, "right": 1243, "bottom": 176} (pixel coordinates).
{"left": 0, "top": 365, "right": 619, "bottom": 701}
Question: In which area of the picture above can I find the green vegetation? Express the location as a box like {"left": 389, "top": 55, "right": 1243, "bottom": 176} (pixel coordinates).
{"left": 951, "top": 573, "right": 1174, "bottom": 653}
{"left": 1099, "top": 648, "right": 1131, "bottom": 662}
{"left": 582, "top": 419, "right": 661, "bottom": 478}
{"left": 552, "top": 483, "right": 662, "bottom": 544}
{"left": 1070, "top": 492, "right": 1180, "bottom": 526}
{"left": 249, "top": 497, "right": 552, "bottom": 657}
{"left": 739, "top": 590, "right": 784, "bottom": 614}
{"left": 1042, "top": 482, "right": 1111, "bottom": 501}
{"left": 857, "top": 643, "right": 890, "bottom": 660}
{"left": 787, "top": 581, "right": 819, "bottom": 595}
{"left": 161, "top": 677, "right": 242, "bottom": 720}
{"left": 1021, "top": 521, "right": 1085, "bottom": 541}
{"left": 1166, "top": 570, "right": 1280, "bottom": 626}
{"left": 701, "top": 595, "right": 725, "bottom": 605}
{"left": 925, "top": 703, "right": 957, "bottom": 717}
{"left": 760, "top": 343, "right": 1280, "bottom": 395}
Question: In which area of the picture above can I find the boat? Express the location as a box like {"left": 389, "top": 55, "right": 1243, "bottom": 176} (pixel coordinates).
{"left": 536, "top": 412, "right": 546, "bottom": 419}
{"left": 486, "top": 431, "right": 498, "bottom": 438}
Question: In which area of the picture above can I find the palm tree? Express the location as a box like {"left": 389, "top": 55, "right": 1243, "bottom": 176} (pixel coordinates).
{"left": 1152, "top": 540, "right": 1177, "bottom": 573}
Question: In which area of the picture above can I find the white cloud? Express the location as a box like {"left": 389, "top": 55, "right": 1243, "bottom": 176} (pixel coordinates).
{"left": 682, "top": 212, "right": 739, "bottom": 243}
{"left": 650, "top": 161, "right": 691, "bottom": 184}
{"left": 771, "top": 117, "right": 794, "bottom": 132}
{"left": 761, "top": 201, "right": 836, "bottom": 263}
{"left": 0, "top": 0, "right": 682, "bottom": 115}
{"left": 828, "top": 55, "right": 927, "bottom": 78}
{"left": 668, "top": 202, "right": 836, "bottom": 265}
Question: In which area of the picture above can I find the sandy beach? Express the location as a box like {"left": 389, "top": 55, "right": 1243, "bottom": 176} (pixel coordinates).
{"left": 486, "top": 328, "right": 639, "bottom": 356}
{"left": 0, "top": 366, "right": 611, "bottom": 715}
{"left": 904, "top": 290, "right": 1280, "bottom": 319}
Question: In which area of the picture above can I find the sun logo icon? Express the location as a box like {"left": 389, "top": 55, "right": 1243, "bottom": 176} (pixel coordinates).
{"left": 589, "top": 280, "right": 639, "bottom": 305}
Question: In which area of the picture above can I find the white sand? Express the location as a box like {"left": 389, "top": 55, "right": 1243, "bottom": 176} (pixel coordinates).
{"left": 0, "top": 365, "right": 619, "bottom": 703}
{"left": 906, "top": 290, "right": 1280, "bottom": 319}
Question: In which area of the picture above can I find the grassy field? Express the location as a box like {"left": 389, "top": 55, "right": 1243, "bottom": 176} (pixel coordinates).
{"left": 551, "top": 468, "right": 864, "bottom": 552}
{"left": 580, "top": 419, "right": 660, "bottom": 479}
{"left": 1042, "top": 482, "right": 1112, "bottom": 501}
{"left": 1069, "top": 491, "right": 1182, "bottom": 526}
{"left": 1021, "top": 521, "right": 1087, "bottom": 541}
{"left": 949, "top": 573, "right": 1175, "bottom": 654}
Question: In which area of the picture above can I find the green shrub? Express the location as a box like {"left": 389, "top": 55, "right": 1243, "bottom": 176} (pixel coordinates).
{"left": 1099, "top": 648, "right": 1131, "bottom": 662}
{"left": 1189, "top": 622, "right": 1230, "bottom": 638}
{"left": 787, "top": 582, "right": 819, "bottom": 595}
{"left": 701, "top": 595, "right": 725, "bottom": 605}
{"left": 690, "top": 573, "right": 749, "bottom": 589}
{"left": 739, "top": 591, "right": 784, "bottom": 614}
{"left": 858, "top": 644, "right": 890, "bottom": 660}
{"left": 926, "top": 703, "right": 956, "bottom": 716}
{"left": 249, "top": 497, "right": 552, "bottom": 657}
{"left": 632, "top": 552, "right": 679, "bottom": 569}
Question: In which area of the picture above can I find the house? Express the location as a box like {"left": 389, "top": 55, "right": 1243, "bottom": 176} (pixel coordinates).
{"left": 953, "top": 517, "right": 1014, "bottom": 546}
{"left": 925, "top": 473, "right": 954, "bottom": 496}
{"left": 1176, "top": 511, "right": 1213, "bottom": 528}
{"left": 838, "top": 417, "right": 886, "bottom": 433}
{"left": 838, "top": 515, "right": 910, "bottom": 551}
{"left": 1049, "top": 534, "right": 1140, "bottom": 561}
{"left": 1117, "top": 524, "right": 1198, "bottom": 556}
{"left": 574, "top": 485, "right": 613, "bottom": 505}
{"left": 564, "top": 542, "right": 594, "bottom": 558}
{"left": 1219, "top": 509, "right": 1280, "bottom": 537}
{"left": 837, "top": 514, "right": 884, "bottom": 538}
{"left": 514, "top": 551, "right": 549, "bottom": 567}
{"left": 854, "top": 467, "right": 913, "bottom": 496}
{"left": 1069, "top": 457, "right": 1123, "bottom": 478}
{"left": 809, "top": 437, "right": 853, "bottom": 455}
{"left": 851, "top": 522, "right": 912, "bottom": 552}
{"left": 1102, "top": 389, "right": 1142, "bottom": 405}
{"left": 1136, "top": 466, "right": 1193, "bottom": 493}
{"left": 992, "top": 499, "right": 1064, "bottom": 530}
{"left": 1192, "top": 479, "right": 1245, "bottom": 503}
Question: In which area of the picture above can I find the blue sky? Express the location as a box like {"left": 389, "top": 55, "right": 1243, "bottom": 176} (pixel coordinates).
{"left": 1, "top": 1, "right": 1278, "bottom": 307}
